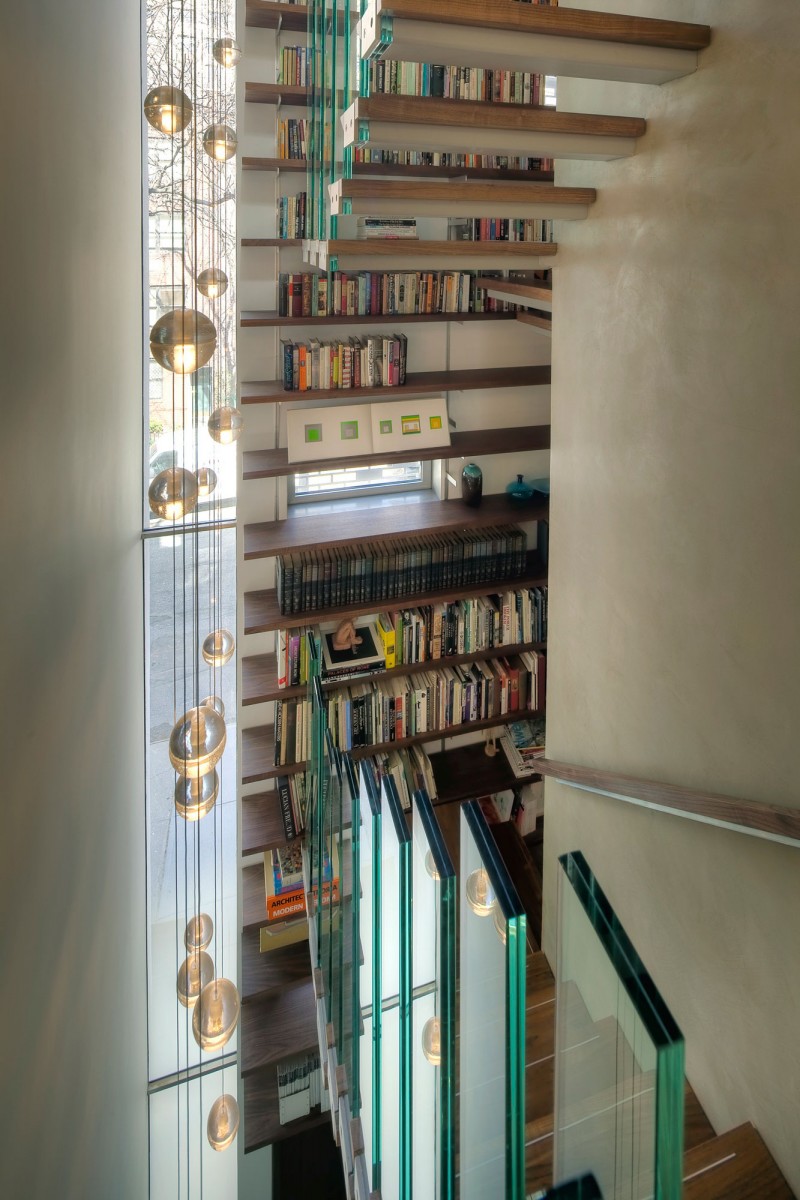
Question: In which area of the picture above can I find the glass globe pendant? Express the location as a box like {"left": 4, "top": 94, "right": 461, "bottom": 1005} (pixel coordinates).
{"left": 177, "top": 950, "right": 214, "bottom": 1008}
{"left": 208, "top": 406, "right": 243, "bottom": 445}
{"left": 193, "top": 977, "right": 241, "bottom": 1051}
{"left": 148, "top": 467, "right": 199, "bottom": 521}
{"left": 144, "top": 85, "right": 192, "bottom": 135}
{"left": 421, "top": 1016, "right": 441, "bottom": 1066}
{"left": 169, "top": 704, "right": 226, "bottom": 780}
{"left": 465, "top": 866, "right": 495, "bottom": 917}
{"left": 174, "top": 769, "right": 219, "bottom": 821}
{"left": 207, "top": 1094, "right": 240, "bottom": 1152}
{"left": 212, "top": 38, "right": 242, "bottom": 68}
{"left": 197, "top": 268, "right": 228, "bottom": 299}
{"left": 185, "top": 913, "right": 214, "bottom": 953}
{"left": 424, "top": 850, "right": 440, "bottom": 881}
{"left": 203, "top": 123, "right": 237, "bottom": 162}
{"left": 150, "top": 308, "right": 217, "bottom": 374}
{"left": 201, "top": 694, "right": 225, "bottom": 719}
{"left": 202, "top": 628, "right": 235, "bottom": 667}
{"left": 195, "top": 466, "right": 217, "bottom": 497}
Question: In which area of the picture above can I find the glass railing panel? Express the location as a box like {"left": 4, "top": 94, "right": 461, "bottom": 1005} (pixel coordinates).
{"left": 308, "top": 673, "right": 327, "bottom": 959}
{"left": 379, "top": 776, "right": 412, "bottom": 1200}
{"left": 341, "top": 754, "right": 360, "bottom": 1113}
{"left": 304, "top": 634, "right": 323, "bottom": 962}
{"left": 533, "top": 1175, "right": 604, "bottom": 1200}
{"left": 554, "top": 852, "right": 684, "bottom": 1200}
{"left": 320, "top": 729, "right": 343, "bottom": 1041}
{"left": 357, "top": 761, "right": 382, "bottom": 1190}
{"left": 460, "top": 801, "right": 527, "bottom": 1200}
{"left": 411, "top": 788, "right": 456, "bottom": 1200}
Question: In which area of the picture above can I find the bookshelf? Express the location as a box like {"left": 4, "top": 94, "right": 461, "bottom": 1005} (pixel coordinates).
{"left": 241, "top": 308, "right": 519, "bottom": 327}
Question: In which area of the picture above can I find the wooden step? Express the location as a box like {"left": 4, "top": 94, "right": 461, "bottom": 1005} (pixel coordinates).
{"left": 241, "top": 928, "right": 311, "bottom": 1003}
{"left": 478, "top": 278, "right": 553, "bottom": 311}
{"left": 683, "top": 1123, "right": 794, "bottom": 1199}
{"left": 342, "top": 95, "right": 645, "bottom": 164}
{"left": 242, "top": 790, "right": 289, "bottom": 855}
{"left": 329, "top": 177, "right": 595, "bottom": 220}
{"left": 245, "top": 81, "right": 309, "bottom": 107}
{"left": 517, "top": 309, "right": 552, "bottom": 336}
{"left": 358, "top": 0, "right": 709, "bottom": 86}
{"left": 243, "top": 1070, "right": 328, "bottom": 1153}
{"left": 306, "top": 236, "right": 557, "bottom": 272}
{"left": 241, "top": 979, "right": 317, "bottom": 1076}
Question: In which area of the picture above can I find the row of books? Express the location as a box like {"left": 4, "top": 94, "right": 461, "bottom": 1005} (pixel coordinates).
{"left": 275, "top": 527, "right": 528, "bottom": 614}
{"left": 277, "top": 191, "right": 306, "bottom": 240}
{"left": 274, "top": 696, "right": 311, "bottom": 770}
{"left": 276, "top": 773, "right": 308, "bottom": 841}
{"left": 357, "top": 217, "right": 418, "bottom": 241}
{"left": 353, "top": 147, "right": 554, "bottom": 174}
{"left": 278, "top": 117, "right": 308, "bottom": 160}
{"left": 273, "top": 652, "right": 545, "bottom": 762}
{"left": 277, "top": 1049, "right": 327, "bottom": 1126}
{"left": 500, "top": 715, "right": 547, "bottom": 778}
{"left": 277, "top": 269, "right": 521, "bottom": 318}
{"left": 280, "top": 332, "right": 408, "bottom": 391}
{"left": 277, "top": 45, "right": 311, "bottom": 87}
{"left": 369, "top": 60, "right": 551, "bottom": 107}
{"left": 263, "top": 840, "right": 339, "bottom": 920}
{"left": 367, "top": 744, "right": 436, "bottom": 811}
{"left": 449, "top": 217, "right": 554, "bottom": 243}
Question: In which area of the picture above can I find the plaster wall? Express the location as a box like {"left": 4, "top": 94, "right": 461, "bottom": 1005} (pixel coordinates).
{"left": 543, "top": 0, "right": 800, "bottom": 1188}
{"left": 0, "top": 0, "right": 149, "bottom": 1195}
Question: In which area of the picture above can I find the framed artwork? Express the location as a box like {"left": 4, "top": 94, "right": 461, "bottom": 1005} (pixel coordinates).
{"left": 287, "top": 404, "right": 375, "bottom": 463}
{"left": 370, "top": 396, "right": 451, "bottom": 453}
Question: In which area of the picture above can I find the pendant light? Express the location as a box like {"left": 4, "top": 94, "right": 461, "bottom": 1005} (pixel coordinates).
{"left": 195, "top": 466, "right": 217, "bottom": 497}
{"left": 174, "top": 770, "right": 219, "bottom": 821}
{"left": 169, "top": 704, "right": 227, "bottom": 779}
{"left": 150, "top": 308, "right": 217, "bottom": 374}
{"left": 184, "top": 913, "right": 214, "bottom": 953}
{"left": 207, "top": 1093, "right": 240, "bottom": 1151}
{"left": 212, "top": 38, "right": 242, "bottom": 69}
{"left": 193, "top": 977, "right": 241, "bottom": 1051}
{"left": 144, "top": 85, "right": 192, "bottom": 135}
{"left": 197, "top": 267, "right": 229, "bottom": 299}
{"left": 465, "top": 866, "right": 495, "bottom": 916}
{"left": 176, "top": 950, "right": 214, "bottom": 1008}
{"left": 421, "top": 1015, "right": 442, "bottom": 1066}
{"left": 207, "top": 405, "right": 243, "bottom": 445}
{"left": 148, "top": 467, "right": 199, "bottom": 521}
{"left": 202, "top": 123, "right": 238, "bottom": 163}
{"left": 201, "top": 628, "right": 235, "bottom": 667}
{"left": 201, "top": 694, "right": 225, "bottom": 718}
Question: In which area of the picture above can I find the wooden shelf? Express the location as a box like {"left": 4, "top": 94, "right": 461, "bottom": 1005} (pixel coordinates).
{"left": 517, "top": 309, "right": 552, "bottom": 333}
{"left": 244, "top": 492, "right": 548, "bottom": 559}
{"left": 243, "top": 423, "right": 550, "bottom": 480}
{"left": 241, "top": 364, "right": 551, "bottom": 408}
{"left": 243, "top": 706, "right": 543, "bottom": 782}
{"left": 242, "top": 790, "right": 288, "bottom": 854}
{"left": 241, "top": 979, "right": 317, "bottom": 1076}
{"left": 244, "top": 549, "right": 547, "bottom": 634}
{"left": 243, "top": 639, "right": 546, "bottom": 706}
{"left": 243, "top": 156, "right": 308, "bottom": 172}
{"left": 430, "top": 739, "right": 520, "bottom": 804}
{"left": 241, "top": 308, "right": 518, "bottom": 328}
{"left": 244, "top": 1071, "right": 327, "bottom": 1154}
{"left": 242, "top": 237, "right": 302, "bottom": 247}
{"left": 245, "top": 81, "right": 309, "bottom": 107}
{"left": 245, "top": 0, "right": 312, "bottom": 32}
{"left": 243, "top": 729, "right": 307, "bottom": 786}
{"left": 241, "top": 928, "right": 311, "bottom": 1003}
{"left": 330, "top": 176, "right": 595, "bottom": 216}
{"left": 477, "top": 278, "right": 553, "bottom": 304}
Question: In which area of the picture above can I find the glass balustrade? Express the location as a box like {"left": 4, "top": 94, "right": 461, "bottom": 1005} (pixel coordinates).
{"left": 554, "top": 852, "right": 684, "bottom": 1200}
{"left": 356, "top": 761, "right": 382, "bottom": 1190}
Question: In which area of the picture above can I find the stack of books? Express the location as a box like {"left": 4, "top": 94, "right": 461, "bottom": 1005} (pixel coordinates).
{"left": 276, "top": 774, "right": 308, "bottom": 841}
{"left": 357, "top": 217, "right": 418, "bottom": 240}
{"left": 263, "top": 840, "right": 339, "bottom": 921}
{"left": 367, "top": 744, "right": 436, "bottom": 810}
{"left": 278, "top": 45, "right": 311, "bottom": 86}
{"left": 278, "top": 117, "right": 308, "bottom": 160}
{"left": 277, "top": 191, "right": 306, "bottom": 240}
{"left": 500, "top": 715, "right": 546, "bottom": 778}
{"left": 277, "top": 1050, "right": 328, "bottom": 1125}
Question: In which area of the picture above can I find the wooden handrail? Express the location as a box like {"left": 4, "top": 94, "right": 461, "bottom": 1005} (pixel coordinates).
{"left": 536, "top": 759, "right": 800, "bottom": 847}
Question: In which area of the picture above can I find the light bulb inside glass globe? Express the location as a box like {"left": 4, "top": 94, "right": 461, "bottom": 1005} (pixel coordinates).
{"left": 201, "top": 694, "right": 225, "bottom": 719}
{"left": 424, "top": 849, "right": 440, "bottom": 882}
{"left": 421, "top": 1015, "right": 442, "bottom": 1066}
{"left": 202, "top": 628, "right": 235, "bottom": 667}
{"left": 212, "top": 38, "right": 242, "bottom": 68}
{"left": 193, "top": 978, "right": 241, "bottom": 1051}
{"left": 207, "top": 1093, "right": 240, "bottom": 1151}
{"left": 177, "top": 950, "right": 214, "bottom": 1008}
{"left": 144, "top": 86, "right": 192, "bottom": 135}
{"left": 203, "top": 123, "right": 237, "bottom": 162}
{"left": 197, "top": 268, "right": 228, "bottom": 300}
{"left": 169, "top": 705, "right": 227, "bottom": 780}
{"left": 174, "top": 769, "right": 219, "bottom": 820}
{"left": 195, "top": 466, "right": 217, "bottom": 497}
{"left": 465, "top": 866, "right": 495, "bottom": 917}
{"left": 150, "top": 308, "right": 217, "bottom": 375}
{"left": 148, "top": 467, "right": 199, "bottom": 521}
{"left": 185, "top": 913, "right": 214, "bottom": 952}
{"left": 208, "top": 406, "right": 243, "bottom": 445}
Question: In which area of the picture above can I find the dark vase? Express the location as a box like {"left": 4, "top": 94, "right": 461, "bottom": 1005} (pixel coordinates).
{"left": 461, "top": 462, "right": 483, "bottom": 507}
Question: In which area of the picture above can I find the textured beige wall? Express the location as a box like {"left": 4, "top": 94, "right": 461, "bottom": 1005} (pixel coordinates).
{"left": 543, "top": 0, "right": 800, "bottom": 1188}
{"left": 0, "top": 0, "right": 148, "bottom": 1195}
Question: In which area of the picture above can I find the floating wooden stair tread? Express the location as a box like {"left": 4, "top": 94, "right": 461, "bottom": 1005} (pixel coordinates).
{"left": 244, "top": 548, "right": 547, "bottom": 635}
{"left": 517, "top": 310, "right": 552, "bottom": 335}
{"left": 683, "top": 1123, "right": 793, "bottom": 1199}
{"left": 430, "top": 739, "right": 520, "bottom": 804}
{"left": 240, "top": 309, "right": 518, "bottom": 328}
{"left": 241, "top": 364, "right": 551, "bottom": 407}
{"left": 244, "top": 491, "right": 548, "bottom": 559}
{"left": 240, "top": 157, "right": 554, "bottom": 182}
{"left": 307, "top": 237, "right": 557, "bottom": 272}
{"left": 242, "top": 238, "right": 301, "bottom": 247}
{"left": 245, "top": 0, "right": 312, "bottom": 32}
{"left": 342, "top": 95, "right": 645, "bottom": 163}
{"left": 358, "top": 0, "right": 709, "bottom": 87}
{"left": 243, "top": 156, "right": 308, "bottom": 172}
{"left": 241, "top": 929, "right": 310, "bottom": 1003}
{"left": 243, "top": 424, "right": 551, "bottom": 480}
{"left": 241, "top": 980, "right": 317, "bottom": 1076}
{"left": 242, "top": 790, "right": 288, "bottom": 855}
{"left": 245, "top": 81, "right": 309, "bottom": 106}
{"left": 329, "top": 176, "right": 595, "bottom": 219}
{"left": 478, "top": 278, "right": 553, "bottom": 306}
{"left": 243, "top": 1071, "right": 328, "bottom": 1154}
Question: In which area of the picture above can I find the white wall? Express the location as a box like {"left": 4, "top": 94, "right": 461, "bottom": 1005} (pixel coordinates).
{"left": 543, "top": 0, "right": 800, "bottom": 1188}
{"left": 0, "top": 0, "right": 149, "bottom": 1194}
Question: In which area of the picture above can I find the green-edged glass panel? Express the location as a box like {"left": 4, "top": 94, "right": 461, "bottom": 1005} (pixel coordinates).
{"left": 460, "top": 802, "right": 527, "bottom": 1200}
{"left": 320, "top": 730, "right": 343, "bottom": 1044}
{"left": 309, "top": 674, "right": 327, "bottom": 959}
{"left": 555, "top": 852, "right": 684, "bottom": 1200}
{"left": 379, "top": 776, "right": 412, "bottom": 1200}
{"left": 342, "top": 754, "right": 360, "bottom": 1113}
{"left": 411, "top": 789, "right": 455, "bottom": 1200}
{"left": 304, "top": 635, "right": 323, "bottom": 964}
{"left": 357, "top": 762, "right": 382, "bottom": 1189}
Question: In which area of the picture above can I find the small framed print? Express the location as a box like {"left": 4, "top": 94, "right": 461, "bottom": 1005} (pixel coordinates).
{"left": 401, "top": 414, "right": 421, "bottom": 435}
{"left": 429, "top": 415, "right": 442, "bottom": 430}
{"left": 340, "top": 420, "right": 359, "bottom": 441}
{"left": 379, "top": 419, "right": 393, "bottom": 435}
{"left": 370, "top": 397, "right": 451, "bottom": 453}
{"left": 304, "top": 423, "right": 323, "bottom": 443}
{"left": 287, "top": 404, "right": 374, "bottom": 463}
